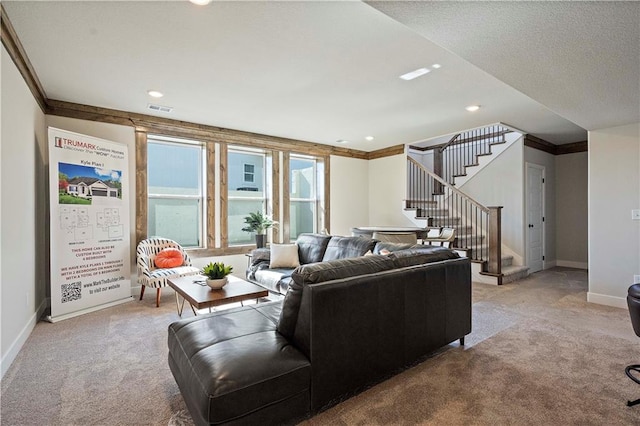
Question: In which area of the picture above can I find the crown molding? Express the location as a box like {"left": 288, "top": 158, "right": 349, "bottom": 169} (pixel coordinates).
{"left": 556, "top": 140, "right": 588, "bottom": 155}
{"left": 524, "top": 135, "right": 587, "bottom": 155}
{"left": 367, "top": 144, "right": 405, "bottom": 160}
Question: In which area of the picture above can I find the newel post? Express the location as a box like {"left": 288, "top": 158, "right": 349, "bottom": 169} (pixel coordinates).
{"left": 488, "top": 206, "right": 503, "bottom": 278}
{"left": 433, "top": 149, "right": 444, "bottom": 195}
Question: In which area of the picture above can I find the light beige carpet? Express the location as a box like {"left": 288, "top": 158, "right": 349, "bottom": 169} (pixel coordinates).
{"left": 2, "top": 268, "right": 639, "bottom": 425}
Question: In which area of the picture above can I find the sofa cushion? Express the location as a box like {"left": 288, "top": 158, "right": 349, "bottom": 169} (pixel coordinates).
{"left": 270, "top": 243, "right": 301, "bottom": 268}
{"left": 254, "top": 268, "right": 295, "bottom": 294}
{"left": 296, "top": 233, "right": 332, "bottom": 264}
{"left": 292, "top": 255, "right": 395, "bottom": 285}
{"left": 277, "top": 255, "right": 395, "bottom": 340}
{"left": 389, "top": 245, "right": 460, "bottom": 268}
{"left": 372, "top": 241, "right": 416, "bottom": 254}
{"left": 321, "top": 236, "right": 377, "bottom": 262}
{"left": 145, "top": 265, "right": 201, "bottom": 288}
{"left": 168, "top": 303, "right": 310, "bottom": 425}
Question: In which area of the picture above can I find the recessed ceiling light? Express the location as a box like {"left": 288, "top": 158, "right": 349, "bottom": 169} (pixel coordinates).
{"left": 432, "top": 64, "right": 441, "bottom": 69}
{"left": 465, "top": 105, "right": 481, "bottom": 112}
{"left": 399, "top": 68, "right": 430, "bottom": 81}
{"left": 365, "top": 136, "right": 374, "bottom": 141}
{"left": 147, "top": 90, "right": 164, "bottom": 98}
{"left": 189, "top": 0, "right": 211, "bottom": 5}
{"left": 336, "top": 139, "right": 349, "bottom": 144}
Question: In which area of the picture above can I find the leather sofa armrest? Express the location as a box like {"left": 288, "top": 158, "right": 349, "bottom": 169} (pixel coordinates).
{"left": 250, "top": 248, "right": 271, "bottom": 267}
{"left": 246, "top": 248, "right": 271, "bottom": 281}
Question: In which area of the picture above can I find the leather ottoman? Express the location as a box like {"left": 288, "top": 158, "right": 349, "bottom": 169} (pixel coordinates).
{"left": 168, "top": 302, "right": 310, "bottom": 425}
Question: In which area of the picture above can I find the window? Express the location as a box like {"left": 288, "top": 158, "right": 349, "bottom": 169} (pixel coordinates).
{"left": 243, "top": 164, "right": 255, "bottom": 183}
{"left": 147, "top": 137, "right": 205, "bottom": 248}
{"left": 228, "top": 148, "right": 267, "bottom": 245}
{"left": 289, "top": 156, "right": 317, "bottom": 240}
{"left": 140, "top": 131, "right": 328, "bottom": 253}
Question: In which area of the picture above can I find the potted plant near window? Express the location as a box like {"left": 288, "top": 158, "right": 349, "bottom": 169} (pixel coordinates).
{"left": 242, "top": 211, "right": 277, "bottom": 248}
{"left": 201, "top": 262, "right": 233, "bottom": 290}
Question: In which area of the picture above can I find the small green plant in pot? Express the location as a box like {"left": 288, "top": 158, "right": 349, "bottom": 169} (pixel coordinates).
{"left": 241, "top": 211, "right": 277, "bottom": 248}
{"left": 201, "top": 262, "right": 233, "bottom": 289}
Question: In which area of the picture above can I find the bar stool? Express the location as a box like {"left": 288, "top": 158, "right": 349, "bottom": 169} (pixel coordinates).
{"left": 625, "top": 283, "right": 640, "bottom": 406}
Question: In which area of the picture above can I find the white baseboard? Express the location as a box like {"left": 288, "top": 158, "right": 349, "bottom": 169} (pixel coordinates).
{"left": 587, "top": 292, "right": 627, "bottom": 309}
{"left": 46, "top": 297, "right": 133, "bottom": 323}
{"left": 556, "top": 260, "right": 588, "bottom": 270}
{"left": 131, "top": 284, "right": 141, "bottom": 298}
{"left": 1, "top": 297, "right": 48, "bottom": 380}
{"left": 544, "top": 260, "right": 557, "bottom": 269}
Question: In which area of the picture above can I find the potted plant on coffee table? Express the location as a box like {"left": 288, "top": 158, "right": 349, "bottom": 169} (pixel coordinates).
{"left": 241, "top": 210, "right": 277, "bottom": 248}
{"left": 201, "top": 262, "right": 233, "bottom": 290}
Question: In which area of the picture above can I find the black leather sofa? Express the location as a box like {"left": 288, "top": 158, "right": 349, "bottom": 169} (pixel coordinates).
{"left": 246, "top": 233, "right": 426, "bottom": 295}
{"left": 168, "top": 236, "right": 471, "bottom": 425}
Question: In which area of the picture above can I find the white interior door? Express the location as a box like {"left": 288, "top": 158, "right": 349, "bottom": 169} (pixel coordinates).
{"left": 526, "top": 163, "right": 544, "bottom": 273}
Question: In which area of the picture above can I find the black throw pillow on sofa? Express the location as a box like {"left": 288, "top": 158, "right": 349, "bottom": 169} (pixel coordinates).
{"left": 296, "top": 233, "right": 332, "bottom": 264}
{"left": 321, "top": 236, "right": 377, "bottom": 262}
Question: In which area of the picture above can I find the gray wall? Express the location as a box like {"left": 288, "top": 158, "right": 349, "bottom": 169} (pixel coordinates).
{"left": 555, "top": 152, "right": 588, "bottom": 267}
{"left": 1, "top": 46, "right": 47, "bottom": 377}
{"left": 588, "top": 122, "right": 640, "bottom": 308}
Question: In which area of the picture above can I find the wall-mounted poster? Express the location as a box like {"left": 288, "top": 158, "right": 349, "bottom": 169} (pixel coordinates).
{"left": 48, "top": 127, "right": 131, "bottom": 322}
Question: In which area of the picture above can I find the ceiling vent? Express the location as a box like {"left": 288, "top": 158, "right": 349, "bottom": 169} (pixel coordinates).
{"left": 147, "top": 103, "right": 173, "bottom": 113}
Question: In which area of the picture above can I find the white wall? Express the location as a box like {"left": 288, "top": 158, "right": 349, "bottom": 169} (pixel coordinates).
{"left": 459, "top": 140, "right": 525, "bottom": 264}
{"left": 330, "top": 155, "right": 369, "bottom": 236}
{"left": 524, "top": 146, "right": 557, "bottom": 267}
{"left": 588, "top": 122, "right": 640, "bottom": 308}
{"left": 1, "top": 46, "right": 47, "bottom": 378}
{"left": 368, "top": 154, "right": 415, "bottom": 227}
{"left": 556, "top": 152, "right": 588, "bottom": 268}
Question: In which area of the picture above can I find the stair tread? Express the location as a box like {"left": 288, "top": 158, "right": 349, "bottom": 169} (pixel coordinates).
{"left": 502, "top": 265, "right": 529, "bottom": 275}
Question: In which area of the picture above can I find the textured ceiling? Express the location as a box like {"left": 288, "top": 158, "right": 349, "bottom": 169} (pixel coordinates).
{"left": 2, "top": 1, "right": 601, "bottom": 151}
{"left": 368, "top": 1, "right": 640, "bottom": 132}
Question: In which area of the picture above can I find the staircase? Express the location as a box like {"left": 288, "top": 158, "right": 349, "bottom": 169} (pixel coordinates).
{"left": 404, "top": 124, "right": 529, "bottom": 285}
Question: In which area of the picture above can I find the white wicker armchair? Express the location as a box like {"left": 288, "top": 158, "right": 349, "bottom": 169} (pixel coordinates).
{"left": 136, "top": 237, "right": 200, "bottom": 307}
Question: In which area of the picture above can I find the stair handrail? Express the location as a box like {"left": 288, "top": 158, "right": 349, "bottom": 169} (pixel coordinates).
{"left": 407, "top": 156, "right": 502, "bottom": 277}
{"left": 407, "top": 157, "right": 489, "bottom": 213}
{"left": 438, "top": 133, "right": 461, "bottom": 153}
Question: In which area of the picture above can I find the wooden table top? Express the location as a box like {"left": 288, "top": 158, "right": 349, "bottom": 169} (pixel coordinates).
{"left": 167, "top": 275, "right": 269, "bottom": 309}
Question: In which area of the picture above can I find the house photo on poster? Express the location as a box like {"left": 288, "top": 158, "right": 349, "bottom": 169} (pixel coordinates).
{"left": 48, "top": 127, "right": 131, "bottom": 322}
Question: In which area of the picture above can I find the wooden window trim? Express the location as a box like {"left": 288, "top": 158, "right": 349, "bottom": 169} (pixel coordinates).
{"left": 206, "top": 142, "right": 216, "bottom": 249}
{"left": 323, "top": 155, "right": 331, "bottom": 234}
{"left": 219, "top": 143, "right": 229, "bottom": 248}
{"left": 282, "top": 152, "right": 291, "bottom": 243}
{"left": 272, "top": 150, "right": 281, "bottom": 244}
{"left": 135, "top": 130, "right": 148, "bottom": 245}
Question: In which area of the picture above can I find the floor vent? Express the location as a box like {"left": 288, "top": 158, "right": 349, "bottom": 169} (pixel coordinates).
{"left": 147, "top": 103, "right": 173, "bottom": 113}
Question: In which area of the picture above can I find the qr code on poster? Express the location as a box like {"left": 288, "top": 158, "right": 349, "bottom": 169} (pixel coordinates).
{"left": 61, "top": 282, "right": 82, "bottom": 303}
